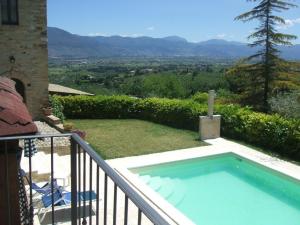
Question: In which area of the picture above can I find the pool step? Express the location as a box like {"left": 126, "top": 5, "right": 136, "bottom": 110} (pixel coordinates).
{"left": 151, "top": 177, "right": 186, "bottom": 207}
{"left": 169, "top": 189, "right": 186, "bottom": 207}
{"left": 165, "top": 180, "right": 186, "bottom": 207}
{"left": 158, "top": 178, "right": 175, "bottom": 199}
{"left": 140, "top": 175, "right": 152, "bottom": 184}
{"left": 147, "top": 176, "right": 163, "bottom": 191}
{"left": 140, "top": 175, "right": 187, "bottom": 207}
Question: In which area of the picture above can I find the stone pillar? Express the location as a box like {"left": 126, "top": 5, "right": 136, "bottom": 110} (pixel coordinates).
{"left": 208, "top": 90, "right": 215, "bottom": 117}
{"left": 199, "top": 90, "right": 221, "bottom": 140}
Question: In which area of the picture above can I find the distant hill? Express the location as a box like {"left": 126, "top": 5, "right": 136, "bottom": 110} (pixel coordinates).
{"left": 48, "top": 27, "right": 300, "bottom": 60}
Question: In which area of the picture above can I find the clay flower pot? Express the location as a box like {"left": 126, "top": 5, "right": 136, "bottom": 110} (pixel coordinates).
{"left": 72, "top": 130, "right": 87, "bottom": 140}
{"left": 63, "top": 123, "right": 74, "bottom": 132}
{"left": 42, "top": 107, "right": 53, "bottom": 116}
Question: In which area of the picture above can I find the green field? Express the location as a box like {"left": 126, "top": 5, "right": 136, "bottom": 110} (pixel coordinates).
{"left": 69, "top": 119, "right": 206, "bottom": 159}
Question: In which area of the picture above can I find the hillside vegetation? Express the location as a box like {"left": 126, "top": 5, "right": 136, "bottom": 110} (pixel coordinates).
{"left": 49, "top": 58, "right": 300, "bottom": 117}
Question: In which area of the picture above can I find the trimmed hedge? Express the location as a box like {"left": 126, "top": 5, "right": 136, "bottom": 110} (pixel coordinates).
{"left": 55, "top": 95, "right": 300, "bottom": 161}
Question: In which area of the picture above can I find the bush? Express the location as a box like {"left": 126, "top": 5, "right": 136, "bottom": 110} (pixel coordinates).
{"left": 136, "top": 97, "right": 207, "bottom": 130}
{"left": 55, "top": 95, "right": 207, "bottom": 130}
{"left": 54, "top": 95, "right": 300, "bottom": 161}
{"left": 218, "top": 104, "right": 300, "bottom": 159}
{"left": 49, "top": 95, "right": 65, "bottom": 122}
{"left": 191, "top": 92, "right": 208, "bottom": 104}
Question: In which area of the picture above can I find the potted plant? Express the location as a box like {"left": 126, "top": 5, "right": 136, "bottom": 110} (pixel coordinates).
{"left": 63, "top": 122, "right": 74, "bottom": 132}
{"left": 42, "top": 106, "right": 53, "bottom": 116}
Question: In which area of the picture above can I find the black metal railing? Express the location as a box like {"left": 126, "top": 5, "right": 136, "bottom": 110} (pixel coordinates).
{"left": 0, "top": 133, "right": 170, "bottom": 225}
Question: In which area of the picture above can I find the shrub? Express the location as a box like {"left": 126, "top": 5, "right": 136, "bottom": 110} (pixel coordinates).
{"left": 57, "top": 95, "right": 138, "bottom": 119}
{"left": 54, "top": 95, "right": 300, "bottom": 161}
{"left": 49, "top": 95, "right": 65, "bottom": 122}
{"left": 55, "top": 95, "right": 207, "bottom": 130}
{"left": 191, "top": 92, "right": 208, "bottom": 104}
{"left": 136, "top": 97, "right": 207, "bottom": 130}
{"left": 217, "top": 104, "right": 300, "bottom": 159}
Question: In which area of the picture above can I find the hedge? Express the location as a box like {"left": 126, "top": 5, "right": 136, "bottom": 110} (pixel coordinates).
{"left": 55, "top": 95, "right": 300, "bottom": 161}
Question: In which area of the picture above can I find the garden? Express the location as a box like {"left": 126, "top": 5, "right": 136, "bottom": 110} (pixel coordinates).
{"left": 69, "top": 119, "right": 205, "bottom": 159}
{"left": 52, "top": 95, "right": 300, "bottom": 162}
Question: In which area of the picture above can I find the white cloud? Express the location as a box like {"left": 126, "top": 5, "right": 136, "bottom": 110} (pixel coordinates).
{"left": 87, "top": 33, "right": 143, "bottom": 38}
{"left": 146, "top": 26, "right": 155, "bottom": 31}
{"left": 215, "top": 33, "right": 227, "bottom": 39}
{"left": 88, "top": 32, "right": 109, "bottom": 36}
{"left": 119, "top": 33, "right": 144, "bottom": 38}
{"left": 277, "top": 18, "right": 300, "bottom": 29}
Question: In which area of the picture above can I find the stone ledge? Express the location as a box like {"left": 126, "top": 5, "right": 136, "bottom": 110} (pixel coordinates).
{"left": 44, "top": 115, "right": 61, "bottom": 125}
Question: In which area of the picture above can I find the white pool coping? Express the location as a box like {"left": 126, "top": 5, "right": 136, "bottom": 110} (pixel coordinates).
{"left": 107, "top": 138, "right": 300, "bottom": 225}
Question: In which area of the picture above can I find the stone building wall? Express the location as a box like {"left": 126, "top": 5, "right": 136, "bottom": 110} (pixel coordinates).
{"left": 0, "top": 0, "right": 49, "bottom": 119}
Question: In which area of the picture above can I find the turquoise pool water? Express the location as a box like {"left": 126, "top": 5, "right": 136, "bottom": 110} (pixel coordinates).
{"left": 131, "top": 153, "right": 300, "bottom": 225}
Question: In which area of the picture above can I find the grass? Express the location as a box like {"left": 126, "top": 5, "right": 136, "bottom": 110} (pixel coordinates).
{"left": 69, "top": 119, "right": 206, "bottom": 159}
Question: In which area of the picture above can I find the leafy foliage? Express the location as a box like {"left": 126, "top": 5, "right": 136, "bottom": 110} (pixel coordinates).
{"left": 49, "top": 58, "right": 299, "bottom": 110}
{"left": 55, "top": 95, "right": 300, "bottom": 161}
{"left": 49, "top": 59, "right": 230, "bottom": 99}
{"left": 233, "top": 0, "right": 298, "bottom": 111}
{"left": 269, "top": 91, "right": 300, "bottom": 118}
{"left": 215, "top": 89, "right": 242, "bottom": 104}
{"left": 49, "top": 95, "right": 65, "bottom": 122}
{"left": 191, "top": 92, "right": 209, "bottom": 104}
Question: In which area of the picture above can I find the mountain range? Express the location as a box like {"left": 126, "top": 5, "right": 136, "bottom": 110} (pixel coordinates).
{"left": 48, "top": 27, "right": 300, "bottom": 60}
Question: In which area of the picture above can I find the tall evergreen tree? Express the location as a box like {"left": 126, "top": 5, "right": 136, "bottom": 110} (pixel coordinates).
{"left": 235, "top": 0, "right": 297, "bottom": 111}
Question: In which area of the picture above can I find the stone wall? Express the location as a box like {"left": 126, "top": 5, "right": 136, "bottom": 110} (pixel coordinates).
{"left": 0, "top": 0, "right": 49, "bottom": 119}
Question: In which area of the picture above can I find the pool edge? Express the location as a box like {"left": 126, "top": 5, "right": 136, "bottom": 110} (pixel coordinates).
{"left": 107, "top": 138, "right": 300, "bottom": 225}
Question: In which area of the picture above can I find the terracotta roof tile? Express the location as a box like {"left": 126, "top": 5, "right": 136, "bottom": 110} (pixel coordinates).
{"left": 0, "top": 77, "right": 37, "bottom": 137}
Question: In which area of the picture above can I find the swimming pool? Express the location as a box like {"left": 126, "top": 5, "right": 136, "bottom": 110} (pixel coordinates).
{"left": 130, "top": 153, "right": 300, "bottom": 225}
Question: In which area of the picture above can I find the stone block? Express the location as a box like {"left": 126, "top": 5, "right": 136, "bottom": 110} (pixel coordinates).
{"left": 199, "top": 115, "right": 221, "bottom": 140}
{"left": 45, "top": 115, "right": 61, "bottom": 125}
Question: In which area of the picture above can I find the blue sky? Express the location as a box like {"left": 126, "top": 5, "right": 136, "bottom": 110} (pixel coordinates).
{"left": 48, "top": 0, "right": 300, "bottom": 43}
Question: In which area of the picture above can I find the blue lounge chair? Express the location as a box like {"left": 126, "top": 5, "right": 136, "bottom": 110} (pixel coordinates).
{"left": 20, "top": 169, "right": 59, "bottom": 196}
{"left": 39, "top": 187, "right": 97, "bottom": 223}
{"left": 42, "top": 188, "right": 97, "bottom": 208}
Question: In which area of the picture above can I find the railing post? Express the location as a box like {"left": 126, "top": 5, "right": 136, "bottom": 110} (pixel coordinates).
{"left": 0, "top": 140, "right": 21, "bottom": 225}
{"left": 71, "top": 136, "right": 78, "bottom": 225}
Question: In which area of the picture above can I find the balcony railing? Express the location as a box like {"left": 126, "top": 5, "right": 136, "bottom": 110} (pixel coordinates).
{"left": 0, "top": 133, "right": 170, "bottom": 225}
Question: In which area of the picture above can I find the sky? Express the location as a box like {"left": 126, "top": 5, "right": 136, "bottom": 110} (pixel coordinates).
{"left": 48, "top": 0, "right": 300, "bottom": 43}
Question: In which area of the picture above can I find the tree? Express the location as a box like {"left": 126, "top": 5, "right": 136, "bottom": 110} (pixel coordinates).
{"left": 226, "top": 61, "right": 266, "bottom": 106}
{"left": 269, "top": 90, "right": 300, "bottom": 118}
{"left": 121, "top": 77, "right": 144, "bottom": 97}
{"left": 235, "top": 0, "right": 297, "bottom": 111}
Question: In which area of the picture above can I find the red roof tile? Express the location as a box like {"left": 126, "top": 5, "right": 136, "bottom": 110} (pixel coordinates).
{"left": 0, "top": 77, "right": 37, "bottom": 137}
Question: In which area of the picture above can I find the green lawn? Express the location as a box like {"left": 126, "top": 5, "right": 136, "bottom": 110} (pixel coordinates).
{"left": 69, "top": 119, "right": 206, "bottom": 159}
